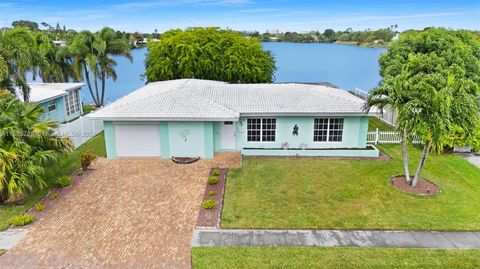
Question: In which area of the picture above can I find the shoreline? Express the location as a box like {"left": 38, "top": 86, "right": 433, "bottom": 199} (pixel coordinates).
{"left": 260, "top": 40, "right": 389, "bottom": 48}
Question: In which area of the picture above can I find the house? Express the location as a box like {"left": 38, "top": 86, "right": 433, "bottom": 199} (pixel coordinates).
{"left": 89, "top": 79, "right": 379, "bottom": 159}
{"left": 17, "top": 83, "right": 85, "bottom": 123}
{"left": 52, "top": 40, "right": 66, "bottom": 47}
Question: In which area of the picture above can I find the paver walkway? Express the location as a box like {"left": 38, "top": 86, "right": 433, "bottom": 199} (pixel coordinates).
{"left": 0, "top": 153, "right": 240, "bottom": 269}
{"left": 193, "top": 229, "right": 480, "bottom": 249}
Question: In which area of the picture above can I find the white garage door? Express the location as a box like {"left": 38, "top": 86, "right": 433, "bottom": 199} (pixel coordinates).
{"left": 115, "top": 124, "right": 161, "bottom": 157}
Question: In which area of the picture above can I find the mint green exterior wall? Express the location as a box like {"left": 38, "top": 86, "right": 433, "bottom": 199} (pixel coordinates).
{"left": 38, "top": 89, "right": 82, "bottom": 123}
{"left": 103, "top": 116, "right": 374, "bottom": 159}
{"left": 233, "top": 116, "right": 369, "bottom": 150}
{"left": 159, "top": 122, "right": 170, "bottom": 158}
{"left": 39, "top": 97, "right": 66, "bottom": 123}
{"left": 168, "top": 122, "right": 206, "bottom": 157}
{"left": 104, "top": 121, "right": 116, "bottom": 159}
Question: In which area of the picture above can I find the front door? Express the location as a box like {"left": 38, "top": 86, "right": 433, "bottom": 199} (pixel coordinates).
{"left": 220, "top": 121, "right": 236, "bottom": 149}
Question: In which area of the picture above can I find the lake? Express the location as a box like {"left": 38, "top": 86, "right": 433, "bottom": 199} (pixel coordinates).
{"left": 79, "top": 43, "right": 386, "bottom": 104}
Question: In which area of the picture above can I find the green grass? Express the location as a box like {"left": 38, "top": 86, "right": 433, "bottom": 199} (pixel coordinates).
{"left": 0, "top": 133, "right": 106, "bottom": 231}
{"left": 0, "top": 249, "right": 5, "bottom": 256}
{"left": 82, "top": 104, "right": 93, "bottom": 115}
{"left": 192, "top": 247, "right": 480, "bottom": 269}
{"left": 368, "top": 117, "right": 394, "bottom": 131}
{"left": 222, "top": 144, "right": 480, "bottom": 230}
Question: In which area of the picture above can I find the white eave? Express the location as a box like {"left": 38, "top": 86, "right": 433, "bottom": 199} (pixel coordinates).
{"left": 17, "top": 83, "right": 85, "bottom": 103}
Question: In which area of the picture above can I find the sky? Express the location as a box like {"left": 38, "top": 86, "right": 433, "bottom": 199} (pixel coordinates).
{"left": 0, "top": 0, "right": 479, "bottom": 33}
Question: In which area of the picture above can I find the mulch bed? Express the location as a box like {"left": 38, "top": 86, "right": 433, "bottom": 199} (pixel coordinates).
{"left": 196, "top": 168, "right": 228, "bottom": 228}
{"left": 390, "top": 175, "right": 440, "bottom": 196}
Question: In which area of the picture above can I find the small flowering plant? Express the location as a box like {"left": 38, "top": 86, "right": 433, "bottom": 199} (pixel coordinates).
{"left": 282, "top": 141, "right": 289, "bottom": 149}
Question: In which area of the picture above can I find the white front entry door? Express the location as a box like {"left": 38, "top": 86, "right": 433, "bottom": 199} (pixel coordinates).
{"left": 220, "top": 121, "right": 236, "bottom": 149}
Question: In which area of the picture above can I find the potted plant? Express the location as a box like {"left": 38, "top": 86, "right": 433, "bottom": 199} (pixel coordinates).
{"left": 282, "top": 141, "right": 289, "bottom": 150}
{"left": 300, "top": 143, "right": 307, "bottom": 150}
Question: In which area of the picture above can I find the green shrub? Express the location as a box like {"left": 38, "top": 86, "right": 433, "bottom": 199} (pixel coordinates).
{"left": 212, "top": 169, "right": 221, "bottom": 176}
{"left": 49, "top": 192, "right": 58, "bottom": 200}
{"left": 208, "top": 176, "right": 218, "bottom": 185}
{"left": 208, "top": 191, "right": 216, "bottom": 196}
{"left": 35, "top": 203, "right": 45, "bottom": 211}
{"left": 10, "top": 214, "right": 35, "bottom": 226}
{"left": 80, "top": 151, "right": 97, "bottom": 171}
{"left": 202, "top": 199, "right": 216, "bottom": 210}
{"left": 55, "top": 176, "right": 72, "bottom": 187}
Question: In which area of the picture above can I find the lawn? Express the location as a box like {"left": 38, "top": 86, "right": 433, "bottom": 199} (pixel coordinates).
{"left": 222, "top": 144, "right": 480, "bottom": 230}
{"left": 192, "top": 247, "right": 480, "bottom": 269}
{"left": 0, "top": 133, "right": 106, "bottom": 231}
{"left": 368, "top": 116, "right": 394, "bottom": 131}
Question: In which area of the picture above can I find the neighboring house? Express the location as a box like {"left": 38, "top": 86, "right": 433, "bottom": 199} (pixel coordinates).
{"left": 52, "top": 40, "right": 66, "bottom": 46}
{"left": 89, "top": 79, "right": 379, "bottom": 159}
{"left": 17, "top": 83, "right": 85, "bottom": 123}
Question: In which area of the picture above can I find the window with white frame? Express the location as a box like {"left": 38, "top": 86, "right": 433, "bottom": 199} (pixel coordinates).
{"left": 47, "top": 100, "right": 56, "bottom": 112}
{"left": 247, "top": 118, "right": 276, "bottom": 142}
{"left": 65, "top": 90, "right": 80, "bottom": 116}
{"left": 314, "top": 118, "right": 344, "bottom": 142}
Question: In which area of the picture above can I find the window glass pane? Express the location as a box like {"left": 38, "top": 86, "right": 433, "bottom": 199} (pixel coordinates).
{"left": 48, "top": 101, "right": 56, "bottom": 112}
{"left": 262, "top": 118, "right": 276, "bottom": 142}
{"left": 313, "top": 118, "right": 328, "bottom": 141}
{"left": 247, "top": 118, "right": 261, "bottom": 141}
{"left": 329, "top": 118, "right": 344, "bottom": 142}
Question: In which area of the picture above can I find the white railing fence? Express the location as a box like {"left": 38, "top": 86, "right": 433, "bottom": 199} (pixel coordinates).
{"left": 56, "top": 116, "right": 104, "bottom": 149}
{"left": 367, "top": 129, "right": 422, "bottom": 145}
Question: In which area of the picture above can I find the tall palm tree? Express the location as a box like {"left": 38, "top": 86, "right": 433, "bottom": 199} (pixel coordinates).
{"left": 0, "top": 27, "right": 36, "bottom": 101}
{"left": 96, "top": 27, "right": 132, "bottom": 106}
{"left": 0, "top": 93, "right": 73, "bottom": 202}
{"left": 70, "top": 31, "right": 99, "bottom": 105}
{"left": 32, "top": 32, "right": 76, "bottom": 83}
{"left": 70, "top": 28, "right": 131, "bottom": 107}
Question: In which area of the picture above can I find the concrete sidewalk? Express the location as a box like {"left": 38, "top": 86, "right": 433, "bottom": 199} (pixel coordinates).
{"left": 0, "top": 229, "right": 30, "bottom": 250}
{"left": 193, "top": 229, "right": 480, "bottom": 249}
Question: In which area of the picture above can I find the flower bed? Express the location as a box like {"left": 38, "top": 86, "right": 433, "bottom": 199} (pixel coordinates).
{"left": 196, "top": 168, "right": 228, "bottom": 228}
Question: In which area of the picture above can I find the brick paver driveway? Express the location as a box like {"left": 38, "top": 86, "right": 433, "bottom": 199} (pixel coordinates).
{"left": 0, "top": 153, "right": 240, "bottom": 269}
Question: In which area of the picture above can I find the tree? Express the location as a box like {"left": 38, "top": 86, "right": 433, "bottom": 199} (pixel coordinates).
{"left": 12, "top": 20, "right": 39, "bottom": 31}
{"left": 0, "top": 27, "right": 36, "bottom": 100}
{"left": 323, "top": 29, "right": 336, "bottom": 41}
{"left": 0, "top": 93, "right": 73, "bottom": 202}
{"left": 32, "top": 31, "right": 75, "bottom": 82}
{"left": 368, "top": 28, "right": 480, "bottom": 186}
{"left": 70, "top": 28, "right": 131, "bottom": 107}
{"left": 145, "top": 27, "right": 276, "bottom": 83}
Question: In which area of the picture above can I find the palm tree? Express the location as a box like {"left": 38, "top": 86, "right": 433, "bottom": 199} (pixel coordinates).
{"left": 32, "top": 32, "right": 76, "bottom": 83}
{"left": 369, "top": 28, "right": 480, "bottom": 187}
{"left": 70, "top": 28, "right": 131, "bottom": 107}
{"left": 0, "top": 27, "right": 36, "bottom": 101}
{"left": 0, "top": 92, "right": 73, "bottom": 203}
{"left": 367, "top": 75, "right": 413, "bottom": 184}
{"left": 70, "top": 31, "right": 100, "bottom": 106}
{"left": 96, "top": 27, "right": 132, "bottom": 106}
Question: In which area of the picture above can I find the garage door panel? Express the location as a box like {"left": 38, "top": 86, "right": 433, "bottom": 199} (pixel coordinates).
{"left": 115, "top": 124, "right": 161, "bottom": 157}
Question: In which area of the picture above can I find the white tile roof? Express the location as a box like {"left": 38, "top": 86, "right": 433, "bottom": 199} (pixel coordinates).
{"left": 17, "top": 83, "right": 85, "bottom": 103}
{"left": 89, "top": 79, "right": 367, "bottom": 121}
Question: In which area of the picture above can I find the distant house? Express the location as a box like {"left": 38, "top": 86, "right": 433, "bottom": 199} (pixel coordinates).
{"left": 17, "top": 83, "right": 85, "bottom": 123}
{"left": 52, "top": 40, "right": 66, "bottom": 46}
{"left": 90, "top": 79, "right": 378, "bottom": 159}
